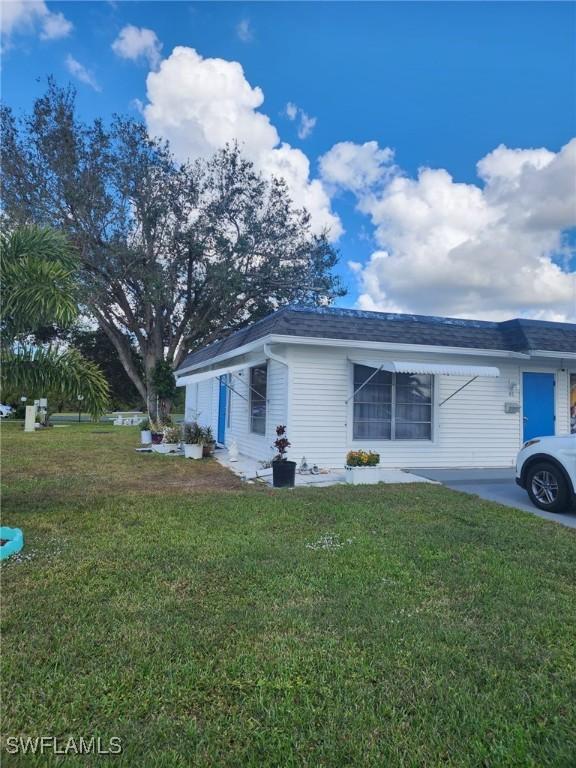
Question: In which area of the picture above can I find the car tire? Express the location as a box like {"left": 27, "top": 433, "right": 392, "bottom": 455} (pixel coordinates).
{"left": 526, "top": 461, "right": 572, "bottom": 513}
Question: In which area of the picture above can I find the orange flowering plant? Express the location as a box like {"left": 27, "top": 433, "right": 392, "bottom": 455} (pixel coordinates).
{"left": 346, "top": 450, "right": 380, "bottom": 467}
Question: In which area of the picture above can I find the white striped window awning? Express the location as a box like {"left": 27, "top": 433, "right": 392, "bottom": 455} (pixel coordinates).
{"left": 176, "top": 362, "right": 248, "bottom": 386}
{"left": 349, "top": 360, "right": 500, "bottom": 377}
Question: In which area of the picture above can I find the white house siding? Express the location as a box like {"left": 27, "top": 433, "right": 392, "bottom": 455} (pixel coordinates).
{"left": 188, "top": 379, "right": 214, "bottom": 428}
{"left": 285, "top": 344, "right": 571, "bottom": 470}
{"left": 184, "top": 357, "right": 288, "bottom": 462}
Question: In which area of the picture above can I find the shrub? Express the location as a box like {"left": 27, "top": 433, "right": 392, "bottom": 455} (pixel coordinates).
{"left": 346, "top": 450, "right": 380, "bottom": 467}
{"left": 273, "top": 425, "right": 291, "bottom": 462}
{"left": 162, "top": 426, "right": 181, "bottom": 444}
{"left": 182, "top": 422, "right": 205, "bottom": 445}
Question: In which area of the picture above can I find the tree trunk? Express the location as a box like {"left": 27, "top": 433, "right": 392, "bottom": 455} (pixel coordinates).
{"left": 143, "top": 356, "right": 174, "bottom": 426}
{"left": 95, "top": 311, "right": 175, "bottom": 426}
{"left": 146, "top": 387, "right": 173, "bottom": 426}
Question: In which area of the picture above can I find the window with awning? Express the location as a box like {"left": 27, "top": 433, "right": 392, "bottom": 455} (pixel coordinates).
{"left": 353, "top": 364, "right": 433, "bottom": 441}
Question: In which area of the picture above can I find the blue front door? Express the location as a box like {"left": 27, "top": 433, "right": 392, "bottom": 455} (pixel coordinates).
{"left": 522, "top": 373, "right": 555, "bottom": 441}
{"left": 217, "top": 376, "right": 227, "bottom": 444}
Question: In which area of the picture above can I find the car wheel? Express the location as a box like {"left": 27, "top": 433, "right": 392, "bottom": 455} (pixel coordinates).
{"left": 526, "top": 462, "right": 571, "bottom": 513}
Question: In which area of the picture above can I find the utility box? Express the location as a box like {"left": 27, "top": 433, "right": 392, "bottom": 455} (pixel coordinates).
{"left": 504, "top": 401, "right": 521, "bottom": 414}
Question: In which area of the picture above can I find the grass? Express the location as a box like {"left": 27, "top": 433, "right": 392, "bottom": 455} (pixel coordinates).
{"left": 2, "top": 423, "right": 576, "bottom": 767}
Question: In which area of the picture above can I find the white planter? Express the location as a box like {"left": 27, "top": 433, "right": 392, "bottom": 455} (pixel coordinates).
{"left": 183, "top": 443, "right": 203, "bottom": 460}
{"left": 152, "top": 443, "right": 179, "bottom": 454}
{"left": 345, "top": 466, "right": 381, "bottom": 485}
{"left": 140, "top": 430, "right": 152, "bottom": 445}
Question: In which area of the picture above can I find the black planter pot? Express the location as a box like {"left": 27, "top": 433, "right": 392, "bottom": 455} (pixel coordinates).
{"left": 272, "top": 460, "right": 296, "bottom": 488}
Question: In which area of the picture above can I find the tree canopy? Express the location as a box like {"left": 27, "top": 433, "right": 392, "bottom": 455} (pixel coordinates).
{"left": 1, "top": 81, "right": 344, "bottom": 421}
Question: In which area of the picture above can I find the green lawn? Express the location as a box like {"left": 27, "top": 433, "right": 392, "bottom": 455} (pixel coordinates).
{"left": 2, "top": 423, "right": 576, "bottom": 767}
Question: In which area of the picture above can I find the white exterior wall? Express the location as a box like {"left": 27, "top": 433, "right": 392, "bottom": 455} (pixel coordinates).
{"left": 285, "top": 344, "right": 572, "bottom": 470}
{"left": 184, "top": 356, "right": 288, "bottom": 462}
{"left": 182, "top": 342, "right": 572, "bottom": 468}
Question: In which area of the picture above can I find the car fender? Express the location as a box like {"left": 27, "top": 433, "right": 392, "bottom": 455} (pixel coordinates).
{"left": 520, "top": 453, "right": 575, "bottom": 496}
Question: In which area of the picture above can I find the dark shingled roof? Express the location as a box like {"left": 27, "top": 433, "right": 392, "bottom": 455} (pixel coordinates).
{"left": 177, "top": 306, "right": 576, "bottom": 372}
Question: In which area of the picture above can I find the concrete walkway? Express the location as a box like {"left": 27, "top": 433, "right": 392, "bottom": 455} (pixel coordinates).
{"left": 215, "top": 448, "right": 434, "bottom": 488}
{"left": 413, "top": 467, "right": 576, "bottom": 529}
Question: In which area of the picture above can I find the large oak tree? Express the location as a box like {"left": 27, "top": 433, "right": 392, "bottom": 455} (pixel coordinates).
{"left": 1, "top": 81, "right": 344, "bottom": 421}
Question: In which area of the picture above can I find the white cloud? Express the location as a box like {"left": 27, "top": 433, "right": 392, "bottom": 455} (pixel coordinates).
{"left": 112, "top": 24, "right": 162, "bottom": 70}
{"left": 130, "top": 97, "right": 144, "bottom": 114}
{"left": 285, "top": 102, "right": 298, "bottom": 121}
{"left": 320, "top": 140, "right": 395, "bottom": 193}
{"left": 65, "top": 54, "right": 101, "bottom": 92}
{"left": 285, "top": 101, "right": 317, "bottom": 139}
{"left": 39, "top": 9, "right": 71, "bottom": 40}
{"left": 297, "top": 112, "right": 316, "bottom": 140}
{"left": 236, "top": 18, "right": 253, "bottom": 43}
{"left": 144, "top": 47, "right": 341, "bottom": 239}
{"left": 1, "top": 0, "right": 72, "bottom": 45}
{"left": 322, "top": 139, "right": 576, "bottom": 321}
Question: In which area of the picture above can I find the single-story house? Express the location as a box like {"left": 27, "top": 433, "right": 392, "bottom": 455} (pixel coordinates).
{"left": 176, "top": 306, "right": 576, "bottom": 469}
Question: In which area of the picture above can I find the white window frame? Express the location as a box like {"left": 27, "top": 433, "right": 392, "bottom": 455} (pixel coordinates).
{"left": 350, "top": 363, "right": 435, "bottom": 442}
{"left": 249, "top": 363, "right": 268, "bottom": 436}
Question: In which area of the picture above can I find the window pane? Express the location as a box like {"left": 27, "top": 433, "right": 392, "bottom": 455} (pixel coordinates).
{"left": 251, "top": 366, "right": 267, "bottom": 397}
{"left": 396, "top": 388, "right": 431, "bottom": 404}
{"left": 252, "top": 417, "right": 266, "bottom": 435}
{"left": 353, "top": 421, "right": 391, "bottom": 440}
{"left": 396, "top": 374, "right": 432, "bottom": 402}
{"left": 395, "top": 422, "right": 432, "bottom": 440}
{"left": 354, "top": 365, "right": 393, "bottom": 387}
{"left": 355, "top": 385, "right": 392, "bottom": 404}
{"left": 395, "top": 404, "right": 432, "bottom": 423}
{"left": 354, "top": 403, "right": 392, "bottom": 421}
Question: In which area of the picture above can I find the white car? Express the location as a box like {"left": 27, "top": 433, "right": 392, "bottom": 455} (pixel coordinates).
{"left": 516, "top": 435, "right": 576, "bottom": 513}
{"left": 0, "top": 404, "right": 13, "bottom": 418}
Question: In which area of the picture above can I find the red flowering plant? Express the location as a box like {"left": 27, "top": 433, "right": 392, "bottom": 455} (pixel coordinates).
{"left": 272, "top": 425, "right": 291, "bottom": 462}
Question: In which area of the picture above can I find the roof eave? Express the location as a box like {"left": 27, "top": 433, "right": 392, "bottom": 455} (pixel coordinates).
{"left": 175, "top": 332, "right": 541, "bottom": 378}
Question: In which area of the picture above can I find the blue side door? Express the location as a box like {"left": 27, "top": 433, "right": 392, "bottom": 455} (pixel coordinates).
{"left": 217, "top": 376, "right": 227, "bottom": 444}
{"left": 522, "top": 372, "right": 555, "bottom": 442}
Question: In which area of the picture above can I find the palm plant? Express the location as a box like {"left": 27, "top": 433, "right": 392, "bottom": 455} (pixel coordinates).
{"left": 1, "top": 226, "right": 109, "bottom": 417}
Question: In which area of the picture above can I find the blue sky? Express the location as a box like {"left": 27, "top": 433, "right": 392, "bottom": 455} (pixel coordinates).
{"left": 3, "top": 1, "right": 576, "bottom": 320}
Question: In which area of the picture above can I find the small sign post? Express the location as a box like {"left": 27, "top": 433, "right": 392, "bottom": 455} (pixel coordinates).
{"left": 24, "top": 405, "right": 37, "bottom": 433}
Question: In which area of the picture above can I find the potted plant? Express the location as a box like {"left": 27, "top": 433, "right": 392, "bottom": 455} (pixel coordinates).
{"left": 140, "top": 418, "right": 152, "bottom": 445}
{"left": 202, "top": 426, "right": 215, "bottom": 457}
{"left": 182, "top": 422, "right": 204, "bottom": 459}
{"left": 153, "top": 425, "right": 181, "bottom": 454}
{"left": 149, "top": 420, "right": 164, "bottom": 445}
{"left": 345, "top": 450, "right": 381, "bottom": 485}
{"left": 271, "top": 425, "right": 296, "bottom": 488}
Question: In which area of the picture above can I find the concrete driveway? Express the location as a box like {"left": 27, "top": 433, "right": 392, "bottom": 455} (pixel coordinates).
{"left": 412, "top": 467, "right": 576, "bottom": 529}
